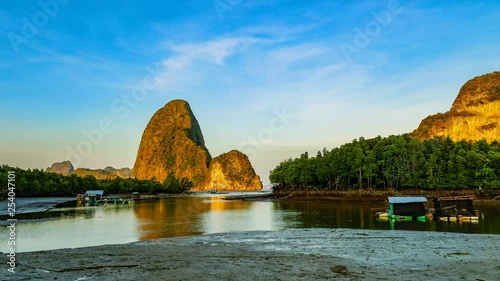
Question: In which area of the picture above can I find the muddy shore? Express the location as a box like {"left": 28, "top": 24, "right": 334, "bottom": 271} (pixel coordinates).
{"left": 8, "top": 228, "right": 499, "bottom": 281}
{"left": 227, "top": 189, "right": 500, "bottom": 202}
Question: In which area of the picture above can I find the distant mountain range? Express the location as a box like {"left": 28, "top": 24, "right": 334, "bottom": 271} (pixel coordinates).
{"left": 46, "top": 161, "right": 133, "bottom": 180}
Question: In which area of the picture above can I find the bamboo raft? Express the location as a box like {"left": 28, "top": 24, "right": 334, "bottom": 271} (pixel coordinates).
{"left": 433, "top": 195, "right": 479, "bottom": 222}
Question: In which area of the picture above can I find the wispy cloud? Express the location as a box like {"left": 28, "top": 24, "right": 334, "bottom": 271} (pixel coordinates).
{"left": 152, "top": 37, "right": 261, "bottom": 89}
{"left": 239, "top": 23, "right": 321, "bottom": 39}
{"left": 167, "top": 37, "right": 258, "bottom": 65}
{"left": 267, "top": 44, "right": 327, "bottom": 66}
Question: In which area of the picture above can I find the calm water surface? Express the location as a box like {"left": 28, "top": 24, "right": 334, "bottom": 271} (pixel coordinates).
{"left": 1, "top": 194, "right": 499, "bottom": 252}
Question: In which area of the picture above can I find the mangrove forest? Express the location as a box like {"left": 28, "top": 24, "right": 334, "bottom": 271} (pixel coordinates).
{"left": 270, "top": 135, "right": 500, "bottom": 191}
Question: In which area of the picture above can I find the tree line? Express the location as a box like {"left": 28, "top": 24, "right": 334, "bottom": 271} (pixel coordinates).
{"left": 0, "top": 165, "right": 193, "bottom": 197}
{"left": 270, "top": 135, "right": 500, "bottom": 191}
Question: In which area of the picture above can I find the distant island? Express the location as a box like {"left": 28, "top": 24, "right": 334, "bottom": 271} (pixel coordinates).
{"left": 133, "top": 99, "right": 262, "bottom": 191}
{"left": 270, "top": 71, "right": 500, "bottom": 197}
{"left": 46, "top": 160, "right": 133, "bottom": 179}
{"left": 1, "top": 100, "right": 262, "bottom": 197}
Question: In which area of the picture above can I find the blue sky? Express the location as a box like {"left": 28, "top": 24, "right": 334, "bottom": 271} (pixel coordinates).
{"left": 1, "top": 0, "right": 499, "bottom": 185}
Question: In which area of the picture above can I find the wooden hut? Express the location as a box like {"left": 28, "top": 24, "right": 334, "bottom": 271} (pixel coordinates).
{"left": 85, "top": 190, "right": 104, "bottom": 200}
{"left": 388, "top": 196, "right": 427, "bottom": 220}
{"left": 433, "top": 195, "right": 478, "bottom": 221}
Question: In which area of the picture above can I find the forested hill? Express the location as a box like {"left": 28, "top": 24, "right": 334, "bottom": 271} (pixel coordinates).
{"left": 270, "top": 135, "right": 500, "bottom": 191}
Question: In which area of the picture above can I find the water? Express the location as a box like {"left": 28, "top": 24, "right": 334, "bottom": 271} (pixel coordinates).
{"left": 1, "top": 195, "right": 499, "bottom": 253}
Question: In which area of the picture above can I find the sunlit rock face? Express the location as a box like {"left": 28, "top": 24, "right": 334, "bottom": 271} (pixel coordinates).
{"left": 206, "top": 150, "right": 262, "bottom": 191}
{"left": 412, "top": 71, "right": 500, "bottom": 142}
{"left": 133, "top": 99, "right": 212, "bottom": 189}
{"left": 133, "top": 100, "right": 261, "bottom": 191}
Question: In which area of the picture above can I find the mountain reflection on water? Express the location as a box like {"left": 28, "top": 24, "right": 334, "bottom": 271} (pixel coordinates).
{"left": 134, "top": 196, "right": 289, "bottom": 240}
{"left": 1, "top": 195, "right": 498, "bottom": 252}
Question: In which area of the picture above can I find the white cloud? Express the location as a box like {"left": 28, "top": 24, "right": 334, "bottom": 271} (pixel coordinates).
{"left": 266, "top": 44, "right": 327, "bottom": 66}
{"left": 239, "top": 23, "right": 320, "bottom": 39}
{"left": 154, "top": 37, "right": 261, "bottom": 88}
{"left": 171, "top": 37, "right": 258, "bottom": 65}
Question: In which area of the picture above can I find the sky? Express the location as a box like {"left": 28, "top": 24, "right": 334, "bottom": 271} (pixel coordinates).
{"left": 1, "top": 0, "right": 499, "bottom": 186}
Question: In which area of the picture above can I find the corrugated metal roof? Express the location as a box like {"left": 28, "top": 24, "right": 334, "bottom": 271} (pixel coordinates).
{"left": 85, "top": 190, "right": 104, "bottom": 195}
{"left": 388, "top": 196, "right": 427, "bottom": 204}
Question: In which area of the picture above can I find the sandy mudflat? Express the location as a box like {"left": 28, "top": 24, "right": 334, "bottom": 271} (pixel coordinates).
{"left": 7, "top": 228, "right": 500, "bottom": 281}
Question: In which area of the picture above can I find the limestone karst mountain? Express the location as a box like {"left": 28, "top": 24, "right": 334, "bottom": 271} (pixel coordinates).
{"left": 411, "top": 71, "right": 500, "bottom": 142}
{"left": 47, "top": 161, "right": 133, "bottom": 180}
{"left": 46, "top": 161, "right": 74, "bottom": 176}
{"left": 206, "top": 150, "right": 262, "bottom": 191}
{"left": 46, "top": 99, "right": 261, "bottom": 191}
{"left": 133, "top": 99, "right": 262, "bottom": 191}
{"left": 133, "top": 100, "right": 212, "bottom": 189}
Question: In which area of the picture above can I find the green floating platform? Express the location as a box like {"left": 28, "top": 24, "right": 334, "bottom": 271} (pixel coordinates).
{"left": 391, "top": 215, "right": 426, "bottom": 221}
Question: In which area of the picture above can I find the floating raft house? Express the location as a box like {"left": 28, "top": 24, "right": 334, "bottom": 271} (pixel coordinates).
{"left": 77, "top": 190, "right": 136, "bottom": 206}
{"left": 85, "top": 190, "right": 104, "bottom": 200}
{"left": 76, "top": 190, "right": 105, "bottom": 206}
{"left": 433, "top": 195, "right": 478, "bottom": 222}
{"left": 388, "top": 196, "right": 427, "bottom": 220}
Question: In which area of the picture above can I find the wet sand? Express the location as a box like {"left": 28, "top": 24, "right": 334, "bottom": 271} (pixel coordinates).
{"left": 9, "top": 228, "right": 500, "bottom": 281}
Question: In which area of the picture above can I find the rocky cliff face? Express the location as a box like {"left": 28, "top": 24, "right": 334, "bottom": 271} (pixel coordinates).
{"left": 411, "top": 71, "right": 500, "bottom": 142}
{"left": 47, "top": 161, "right": 74, "bottom": 176}
{"left": 133, "top": 100, "right": 212, "bottom": 189}
{"left": 206, "top": 150, "right": 262, "bottom": 191}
